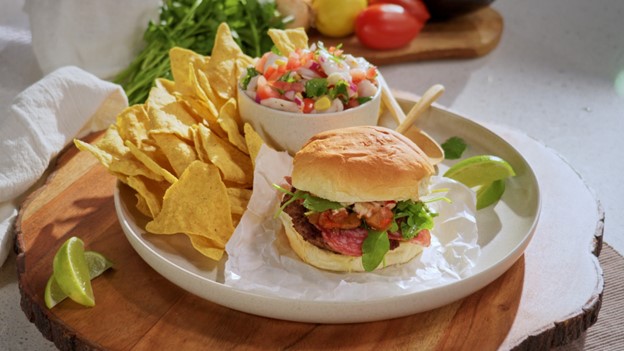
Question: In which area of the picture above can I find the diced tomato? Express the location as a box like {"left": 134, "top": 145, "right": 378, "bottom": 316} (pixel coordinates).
{"left": 318, "top": 209, "right": 361, "bottom": 230}
{"left": 302, "top": 98, "right": 315, "bottom": 113}
{"left": 271, "top": 80, "right": 305, "bottom": 93}
{"left": 363, "top": 206, "right": 393, "bottom": 231}
{"left": 287, "top": 55, "right": 301, "bottom": 70}
{"left": 347, "top": 98, "right": 360, "bottom": 109}
{"left": 255, "top": 54, "right": 268, "bottom": 73}
{"left": 350, "top": 69, "right": 366, "bottom": 84}
{"left": 256, "top": 84, "right": 280, "bottom": 100}
{"left": 366, "top": 66, "right": 378, "bottom": 80}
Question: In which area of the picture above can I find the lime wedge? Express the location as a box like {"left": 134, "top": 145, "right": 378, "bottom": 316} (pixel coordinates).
{"left": 476, "top": 179, "right": 506, "bottom": 210}
{"left": 46, "top": 250, "right": 114, "bottom": 309}
{"left": 444, "top": 155, "right": 515, "bottom": 188}
{"left": 51, "top": 237, "right": 95, "bottom": 307}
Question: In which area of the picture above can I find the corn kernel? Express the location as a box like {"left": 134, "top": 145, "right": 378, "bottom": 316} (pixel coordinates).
{"left": 314, "top": 96, "right": 331, "bottom": 111}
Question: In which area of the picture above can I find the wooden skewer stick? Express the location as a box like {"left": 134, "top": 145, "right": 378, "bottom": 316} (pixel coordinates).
{"left": 396, "top": 84, "right": 445, "bottom": 134}
{"left": 378, "top": 74, "right": 406, "bottom": 126}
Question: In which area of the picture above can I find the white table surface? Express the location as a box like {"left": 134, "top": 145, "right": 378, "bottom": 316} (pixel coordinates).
{"left": 1, "top": 0, "right": 623, "bottom": 349}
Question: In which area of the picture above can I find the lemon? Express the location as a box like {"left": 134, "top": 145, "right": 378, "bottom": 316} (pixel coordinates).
{"left": 476, "top": 179, "right": 506, "bottom": 210}
{"left": 46, "top": 249, "right": 114, "bottom": 309}
{"left": 443, "top": 155, "right": 516, "bottom": 188}
{"left": 313, "top": 0, "right": 367, "bottom": 38}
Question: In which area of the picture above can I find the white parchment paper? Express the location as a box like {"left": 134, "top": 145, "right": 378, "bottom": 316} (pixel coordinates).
{"left": 225, "top": 145, "right": 481, "bottom": 301}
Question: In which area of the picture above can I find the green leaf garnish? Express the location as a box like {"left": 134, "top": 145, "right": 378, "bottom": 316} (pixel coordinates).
{"left": 361, "top": 229, "right": 390, "bottom": 272}
{"left": 305, "top": 78, "right": 328, "bottom": 98}
{"left": 441, "top": 137, "right": 468, "bottom": 160}
{"left": 241, "top": 67, "right": 259, "bottom": 90}
{"left": 329, "top": 80, "right": 349, "bottom": 104}
{"left": 392, "top": 200, "right": 437, "bottom": 240}
{"left": 272, "top": 184, "right": 343, "bottom": 218}
{"left": 356, "top": 96, "right": 372, "bottom": 105}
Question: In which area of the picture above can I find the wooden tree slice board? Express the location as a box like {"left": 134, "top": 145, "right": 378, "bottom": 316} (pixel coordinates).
{"left": 309, "top": 7, "right": 504, "bottom": 65}
{"left": 15, "top": 114, "right": 602, "bottom": 350}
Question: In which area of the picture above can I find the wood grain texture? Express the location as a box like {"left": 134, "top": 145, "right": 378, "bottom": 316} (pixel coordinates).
{"left": 309, "top": 7, "right": 503, "bottom": 65}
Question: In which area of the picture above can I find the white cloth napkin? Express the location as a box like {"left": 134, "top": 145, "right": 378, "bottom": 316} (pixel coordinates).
{"left": 0, "top": 66, "right": 128, "bottom": 266}
{"left": 24, "top": 0, "right": 160, "bottom": 79}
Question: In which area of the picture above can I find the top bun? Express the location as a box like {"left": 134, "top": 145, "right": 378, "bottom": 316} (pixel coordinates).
{"left": 292, "top": 126, "right": 434, "bottom": 203}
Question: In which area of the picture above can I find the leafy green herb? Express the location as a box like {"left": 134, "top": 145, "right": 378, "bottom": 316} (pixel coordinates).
{"left": 278, "top": 71, "right": 297, "bottom": 83}
{"left": 329, "top": 80, "right": 349, "bottom": 104}
{"left": 392, "top": 200, "right": 437, "bottom": 240}
{"left": 241, "top": 67, "right": 260, "bottom": 89}
{"left": 441, "top": 136, "right": 468, "bottom": 160}
{"left": 356, "top": 96, "right": 372, "bottom": 105}
{"left": 272, "top": 184, "right": 343, "bottom": 218}
{"left": 305, "top": 78, "right": 328, "bottom": 98}
{"left": 113, "top": 0, "right": 287, "bottom": 105}
{"left": 361, "top": 229, "right": 390, "bottom": 272}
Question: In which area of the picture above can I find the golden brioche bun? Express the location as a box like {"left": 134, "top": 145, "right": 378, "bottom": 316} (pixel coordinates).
{"left": 291, "top": 126, "right": 434, "bottom": 203}
{"left": 279, "top": 212, "right": 424, "bottom": 272}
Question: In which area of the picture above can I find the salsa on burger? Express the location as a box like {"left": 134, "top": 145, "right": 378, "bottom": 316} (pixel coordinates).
{"left": 275, "top": 126, "right": 437, "bottom": 272}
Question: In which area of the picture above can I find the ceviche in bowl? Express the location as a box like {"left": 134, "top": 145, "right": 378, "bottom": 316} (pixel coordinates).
{"left": 238, "top": 42, "right": 382, "bottom": 154}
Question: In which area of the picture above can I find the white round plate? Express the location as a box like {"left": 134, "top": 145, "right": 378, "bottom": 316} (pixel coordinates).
{"left": 114, "top": 101, "right": 540, "bottom": 324}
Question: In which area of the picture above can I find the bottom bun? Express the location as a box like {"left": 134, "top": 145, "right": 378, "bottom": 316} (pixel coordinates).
{"left": 279, "top": 212, "right": 424, "bottom": 272}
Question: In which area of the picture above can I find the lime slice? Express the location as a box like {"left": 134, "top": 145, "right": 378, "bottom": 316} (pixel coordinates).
{"left": 444, "top": 155, "right": 515, "bottom": 188}
{"left": 51, "top": 237, "right": 95, "bottom": 307}
{"left": 476, "top": 179, "right": 506, "bottom": 210}
{"left": 46, "top": 250, "right": 114, "bottom": 308}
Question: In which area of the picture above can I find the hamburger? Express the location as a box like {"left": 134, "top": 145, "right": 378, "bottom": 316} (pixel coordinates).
{"left": 275, "top": 126, "right": 437, "bottom": 272}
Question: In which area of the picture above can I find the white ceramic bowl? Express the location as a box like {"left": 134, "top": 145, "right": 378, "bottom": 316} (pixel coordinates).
{"left": 238, "top": 85, "right": 382, "bottom": 155}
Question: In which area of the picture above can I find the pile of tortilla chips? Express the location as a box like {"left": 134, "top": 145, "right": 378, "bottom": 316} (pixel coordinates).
{"left": 75, "top": 23, "right": 308, "bottom": 261}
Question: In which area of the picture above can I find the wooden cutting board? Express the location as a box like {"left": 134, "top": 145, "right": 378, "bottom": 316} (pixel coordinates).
{"left": 15, "top": 123, "right": 603, "bottom": 350}
{"left": 309, "top": 7, "right": 503, "bottom": 65}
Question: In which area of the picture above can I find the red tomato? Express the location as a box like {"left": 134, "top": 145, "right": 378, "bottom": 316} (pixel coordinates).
{"left": 302, "top": 98, "right": 315, "bottom": 113}
{"left": 355, "top": 4, "right": 425, "bottom": 50}
{"left": 369, "top": 0, "right": 430, "bottom": 23}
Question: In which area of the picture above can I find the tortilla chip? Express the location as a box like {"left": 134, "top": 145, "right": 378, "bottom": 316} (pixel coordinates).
{"left": 151, "top": 133, "right": 197, "bottom": 177}
{"left": 227, "top": 187, "right": 252, "bottom": 215}
{"left": 74, "top": 137, "right": 162, "bottom": 181}
{"left": 115, "top": 105, "right": 150, "bottom": 148}
{"left": 179, "top": 95, "right": 226, "bottom": 138}
{"left": 170, "top": 47, "right": 209, "bottom": 97}
{"left": 206, "top": 23, "right": 252, "bottom": 101}
{"left": 135, "top": 193, "right": 153, "bottom": 218}
{"left": 125, "top": 140, "right": 178, "bottom": 184}
{"left": 146, "top": 85, "right": 197, "bottom": 141}
{"left": 127, "top": 176, "right": 170, "bottom": 218}
{"left": 243, "top": 123, "right": 265, "bottom": 168}
{"left": 196, "top": 124, "right": 253, "bottom": 186}
{"left": 145, "top": 161, "right": 234, "bottom": 260}
{"left": 268, "top": 28, "right": 309, "bottom": 56}
{"left": 218, "top": 98, "right": 248, "bottom": 154}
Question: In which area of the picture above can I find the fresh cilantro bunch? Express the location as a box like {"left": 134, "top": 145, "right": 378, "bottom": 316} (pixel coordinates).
{"left": 114, "top": 0, "right": 287, "bottom": 105}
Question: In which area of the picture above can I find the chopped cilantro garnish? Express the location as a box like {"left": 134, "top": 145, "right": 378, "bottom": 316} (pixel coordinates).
{"left": 356, "top": 96, "right": 372, "bottom": 105}
{"left": 329, "top": 80, "right": 349, "bottom": 103}
{"left": 305, "top": 78, "right": 329, "bottom": 98}
{"left": 241, "top": 67, "right": 259, "bottom": 90}
{"left": 441, "top": 137, "right": 468, "bottom": 160}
